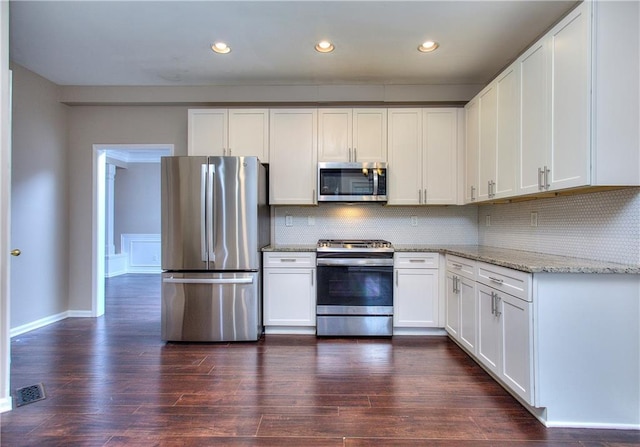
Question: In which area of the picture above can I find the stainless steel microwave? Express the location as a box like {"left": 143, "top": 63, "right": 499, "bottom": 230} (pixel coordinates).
{"left": 317, "top": 162, "right": 388, "bottom": 202}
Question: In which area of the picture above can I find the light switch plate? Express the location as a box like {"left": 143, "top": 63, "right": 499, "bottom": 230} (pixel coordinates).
{"left": 410, "top": 216, "right": 418, "bottom": 227}
{"left": 308, "top": 216, "right": 315, "bottom": 226}
{"left": 485, "top": 215, "right": 491, "bottom": 227}
{"left": 285, "top": 215, "right": 293, "bottom": 227}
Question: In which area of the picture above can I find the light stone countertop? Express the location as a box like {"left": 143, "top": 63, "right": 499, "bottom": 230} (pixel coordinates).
{"left": 263, "top": 244, "right": 640, "bottom": 274}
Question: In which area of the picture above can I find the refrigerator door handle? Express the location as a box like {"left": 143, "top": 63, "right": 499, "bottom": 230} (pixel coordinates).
{"left": 207, "top": 163, "right": 216, "bottom": 264}
{"left": 200, "top": 164, "right": 208, "bottom": 263}
{"left": 163, "top": 277, "right": 254, "bottom": 285}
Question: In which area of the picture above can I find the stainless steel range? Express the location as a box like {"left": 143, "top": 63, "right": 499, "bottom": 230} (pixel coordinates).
{"left": 316, "top": 239, "right": 394, "bottom": 337}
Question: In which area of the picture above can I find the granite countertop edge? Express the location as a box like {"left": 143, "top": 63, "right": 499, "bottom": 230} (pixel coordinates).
{"left": 262, "top": 244, "right": 640, "bottom": 274}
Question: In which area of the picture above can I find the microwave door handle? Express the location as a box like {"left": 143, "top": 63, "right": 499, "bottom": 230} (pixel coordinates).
{"left": 200, "top": 164, "right": 207, "bottom": 263}
{"left": 207, "top": 164, "right": 216, "bottom": 264}
{"left": 372, "top": 168, "right": 379, "bottom": 195}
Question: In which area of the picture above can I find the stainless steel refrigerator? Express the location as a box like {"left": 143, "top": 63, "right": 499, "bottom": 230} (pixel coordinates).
{"left": 161, "top": 156, "right": 270, "bottom": 341}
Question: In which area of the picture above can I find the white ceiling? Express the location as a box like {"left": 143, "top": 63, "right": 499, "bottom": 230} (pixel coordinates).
{"left": 9, "top": 0, "right": 578, "bottom": 87}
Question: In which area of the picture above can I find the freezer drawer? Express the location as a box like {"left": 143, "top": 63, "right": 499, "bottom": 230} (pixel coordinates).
{"left": 162, "top": 272, "right": 262, "bottom": 342}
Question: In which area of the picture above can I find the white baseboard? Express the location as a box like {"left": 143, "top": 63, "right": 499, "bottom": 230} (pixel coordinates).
{"left": 105, "top": 253, "right": 127, "bottom": 278}
{"left": 264, "top": 327, "right": 316, "bottom": 335}
{"left": 10, "top": 311, "right": 69, "bottom": 338}
{"left": 0, "top": 396, "right": 12, "bottom": 413}
{"left": 393, "top": 327, "right": 448, "bottom": 336}
{"left": 11, "top": 310, "right": 97, "bottom": 338}
{"left": 67, "top": 310, "right": 94, "bottom": 318}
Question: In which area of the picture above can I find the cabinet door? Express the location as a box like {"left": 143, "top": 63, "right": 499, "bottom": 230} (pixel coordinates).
{"left": 500, "top": 293, "right": 533, "bottom": 404}
{"left": 549, "top": 6, "right": 590, "bottom": 191}
{"left": 458, "top": 275, "right": 476, "bottom": 354}
{"left": 394, "top": 268, "right": 439, "bottom": 328}
{"left": 387, "top": 108, "right": 422, "bottom": 205}
{"left": 188, "top": 109, "right": 227, "bottom": 156}
{"left": 228, "top": 109, "right": 269, "bottom": 162}
{"left": 495, "top": 65, "right": 519, "bottom": 199}
{"left": 478, "top": 85, "right": 497, "bottom": 201}
{"left": 464, "top": 99, "right": 479, "bottom": 203}
{"left": 263, "top": 268, "right": 316, "bottom": 326}
{"left": 269, "top": 109, "right": 318, "bottom": 205}
{"left": 353, "top": 108, "right": 387, "bottom": 162}
{"left": 318, "top": 108, "right": 352, "bottom": 162}
{"left": 519, "top": 40, "right": 550, "bottom": 195}
{"left": 445, "top": 272, "right": 460, "bottom": 338}
{"left": 424, "top": 109, "right": 458, "bottom": 204}
{"left": 477, "top": 284, "right": 500, "bottom": 374}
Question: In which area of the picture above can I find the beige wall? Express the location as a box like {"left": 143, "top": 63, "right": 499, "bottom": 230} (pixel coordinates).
{"left": 10, "top": 64, "right": 70, "bottom": 328}
{"left": 114, "top": 163, "right": 161, "bottom": 253}
{"left": 68, "top": 105, "right": 187, "bottom": 311}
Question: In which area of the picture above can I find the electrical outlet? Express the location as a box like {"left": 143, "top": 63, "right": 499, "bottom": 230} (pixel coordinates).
{"left": 530, "top": 211, "right": 538, "bottom": 227}
{"left": 285, "top": 215, "right": 293, "bottom": 227}
{"left": 485, "top": 215, "right": 491, "bottom": 227}
{"left": 410, "top": 216, "right": 418, "bottom": 227}
{"left": 308, "top": 216, "right": 315, "bottom": 226}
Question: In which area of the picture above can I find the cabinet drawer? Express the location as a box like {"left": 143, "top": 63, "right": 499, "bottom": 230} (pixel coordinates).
{"left": 263, "top": 252, "right": 316, "bottom": 268}
{"left": 394, "top": 252, "right": 439, "bottom": 269}
{"left": 477, "top": 262, "right": 531, "bottom": 301}
{"left": 446, "top": 254, "right": 476, "bottom": 280}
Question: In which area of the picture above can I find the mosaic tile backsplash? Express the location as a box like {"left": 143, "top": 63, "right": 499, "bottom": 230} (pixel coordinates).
{"left": 478, "top": 188, "right": 640, "bottom": 265}
{"left": 273, "top": 204, "right": 479, "bottom": 246}
{"left": 273, "top": 188, "right": 640, "bottom": 266}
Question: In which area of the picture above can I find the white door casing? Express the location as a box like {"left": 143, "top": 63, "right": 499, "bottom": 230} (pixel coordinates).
{"left": 92, "top": 144, "right": 173, "bottom": 318}
{"left": 0, "top": 1, "right": 12, "bottom": 413}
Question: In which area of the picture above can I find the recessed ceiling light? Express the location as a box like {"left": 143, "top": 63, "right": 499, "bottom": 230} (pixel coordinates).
{"left": 418, "top": 40, "right": 439, "bottom": 53}
{"left": 315, "top": 40, "right": 335, "bottom": 53}
{"left": 211, "top": 41, "right": 231, "bottom": 54}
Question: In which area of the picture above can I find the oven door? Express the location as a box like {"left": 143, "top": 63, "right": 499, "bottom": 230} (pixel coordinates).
{"left": 316, "top": 258, "right": 393, "bottom": 315}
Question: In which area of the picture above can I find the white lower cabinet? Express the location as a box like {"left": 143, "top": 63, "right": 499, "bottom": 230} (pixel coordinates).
{"left": 477, "top": 275, "right": 533, "bottom": 405}
{"left": 447, "top": 255, "right": 533, "bottom": 406}
{"left": 445, "top": 255, "right": 477, "bottom": 353}
{"left": 393, "top": 253, "right": 440, "bottom": 331}
{"left": 263, "top": 252, "right": 316, "bottom": 333}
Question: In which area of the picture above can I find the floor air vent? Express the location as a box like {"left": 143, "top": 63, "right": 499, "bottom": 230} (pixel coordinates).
{"left": 14, "top": 383, "right": 46, "bottom": 407}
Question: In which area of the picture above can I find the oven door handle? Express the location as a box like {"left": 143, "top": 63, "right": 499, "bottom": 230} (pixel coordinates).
{"left": 317, "top": 258, "right": 394, "bottom": 267}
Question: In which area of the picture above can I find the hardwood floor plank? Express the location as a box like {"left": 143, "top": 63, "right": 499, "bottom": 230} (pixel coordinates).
{"left": 105, "top": 435, "right": 345, "bottom": 446}
{"left": 1, "top": 274, "right": 638, "bottom": 447}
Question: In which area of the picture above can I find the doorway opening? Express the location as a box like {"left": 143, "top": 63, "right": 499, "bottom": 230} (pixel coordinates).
{"left": 92, "top": 144, "right": 173, "bottom": 317}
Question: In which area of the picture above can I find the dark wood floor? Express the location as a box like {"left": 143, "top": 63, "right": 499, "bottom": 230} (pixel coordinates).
{"left": 1, "top": 274, "right": 638, "bottom": 446}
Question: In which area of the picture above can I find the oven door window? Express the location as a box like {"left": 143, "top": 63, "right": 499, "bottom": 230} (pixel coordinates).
{"left": 316, "top": 266, "right": 392, "bottom": 306}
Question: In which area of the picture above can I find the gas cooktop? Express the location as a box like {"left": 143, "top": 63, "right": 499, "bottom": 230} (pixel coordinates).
{"left": 316, "top": 239, "right": 394, "bottom": 253}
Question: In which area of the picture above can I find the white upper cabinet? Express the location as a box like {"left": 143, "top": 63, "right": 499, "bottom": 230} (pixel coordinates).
{"left": 318, "top": 108, "right": 387, "bottom": 162}
{"left": 187, "top": 109, "right": 269, "bottom": 161}
{"left": 546, "top": 3, "right": 590, "bottom": 191}
{"left": 476, "top": 62, "right": 519, "bottom": 202}
{"left": 518, "top": 1, "right": 639, "bottom": 195}
{"left": 424, "top": 109, "right": 461, "bottom": 204}
{"left": 494, "top": 65, "right": 518, "bottom": 199}
{"left": 388, "top": 108, "right": 461, "bottom": 205}
{"left": 464, "top": 1, "right": 640, "bottom": 200}
{"left": 518, "top": 39, "right": 549, "bottom": 195}
{"left": 387, "top": 108, "right": 423, "bottom": 205}
{"left": 188, "top": 109, "right": 227, "bottom": 156}
{"left": 464, "top": 99, "right": 479, "bottom": 203}
{"left": 477, "top": 84, "right": 497, "bottom": 201}
{"left": 269, "top": 109, "right": 318, "bottom": 205}
{"left": 228, "top": 109, "right": 270, "bottom": 161}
